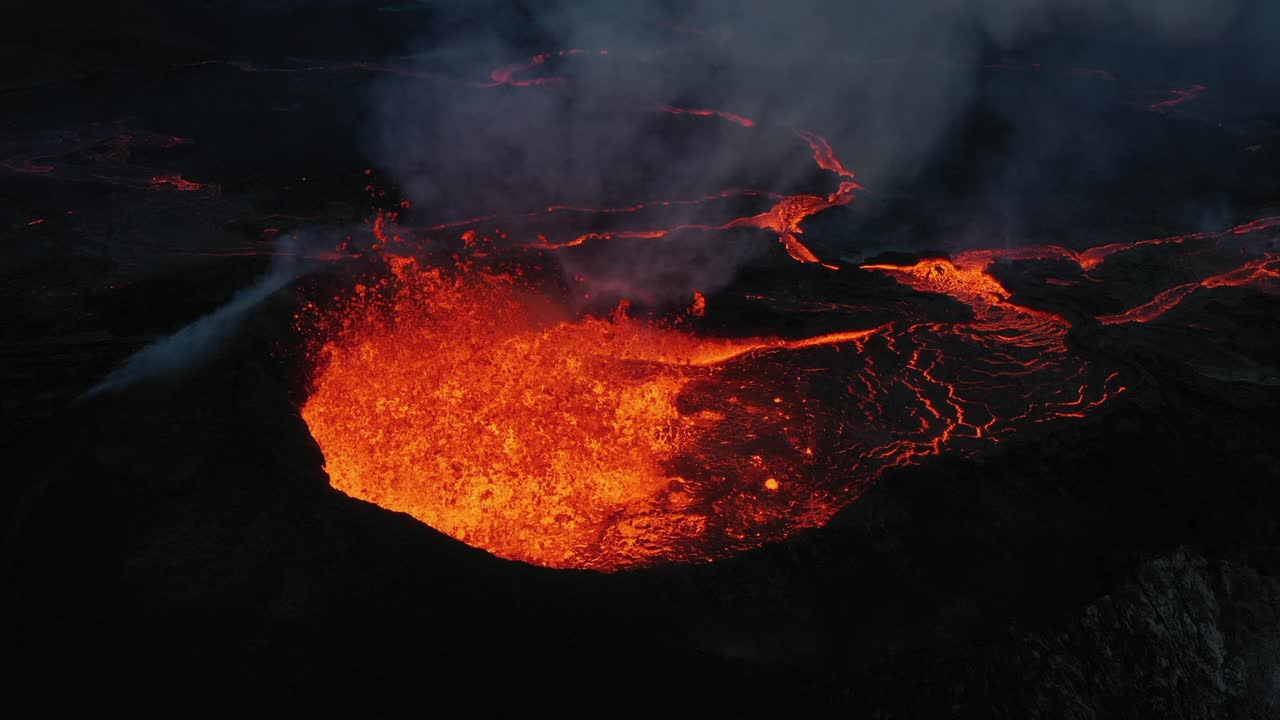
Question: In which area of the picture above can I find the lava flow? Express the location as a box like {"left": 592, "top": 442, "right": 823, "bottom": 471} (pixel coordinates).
{"left": 303, "top": 257, "right": 792, "bottom": 569}
{"left": 300, "top": 235, "right": 1133, "bottom": 570}
{"left": 297, "top": 43, "right": 1278, "bottom": 572}
{"left": 301, "top": 201, "right": 1279, "bottom": 571}
{"left": 300, "top": 73, "right": 878, "bottom": 568}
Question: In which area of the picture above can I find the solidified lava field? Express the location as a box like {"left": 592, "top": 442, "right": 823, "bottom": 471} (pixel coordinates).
{"left": 6, "top": 2, "right": 1280, "bottom": 717}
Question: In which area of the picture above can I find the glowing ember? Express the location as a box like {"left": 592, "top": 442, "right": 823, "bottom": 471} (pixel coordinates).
{"left": 300, "top": 210, "right": 1278, "bottom": 571}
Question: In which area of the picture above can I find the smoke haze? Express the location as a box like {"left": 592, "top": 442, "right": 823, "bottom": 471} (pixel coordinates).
{"left": 367, "top": 0, "right": 1276, "bottom": 299}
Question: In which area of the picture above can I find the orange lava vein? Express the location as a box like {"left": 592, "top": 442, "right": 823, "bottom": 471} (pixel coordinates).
{"left": 658, "top": 105, "right": 756, "bottom": 127}
{"left": 1099, "top": 255, "right": 1280, "bottom": 324}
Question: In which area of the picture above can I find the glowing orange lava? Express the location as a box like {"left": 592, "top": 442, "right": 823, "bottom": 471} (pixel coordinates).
{"left": 302, "top": 258, "right": 805, "bottom": 569}
{"left": 295, "top": 44, "right": 1279, "bottom": 572}
{"left": 300, "top": 241, "right": 1131, "bottom": 570}
{"left": 1099, "top": 256, "right": 1280, "bottom": 324}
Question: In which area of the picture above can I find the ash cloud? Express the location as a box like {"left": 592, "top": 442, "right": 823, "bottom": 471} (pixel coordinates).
{"left": 371, "top": 0, "right": 1273, "bottom": 298}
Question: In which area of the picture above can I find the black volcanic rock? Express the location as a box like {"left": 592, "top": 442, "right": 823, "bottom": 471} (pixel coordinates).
{"left": 1012, "top": 549, "right": 1280, "bottom": 718}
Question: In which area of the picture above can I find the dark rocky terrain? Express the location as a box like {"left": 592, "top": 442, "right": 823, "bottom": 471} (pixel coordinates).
{"left": 5, "top": 3, "right": 1280, "bottom": 716}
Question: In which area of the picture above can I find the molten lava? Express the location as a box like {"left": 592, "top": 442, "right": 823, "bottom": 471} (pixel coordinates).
{"left": 301, "top": 258, "right": 797, "bottom": 569}
{"left": 300, "top": 243, "right": 1130, "bottom": 570}
{"left": 296, "top": 41, "right": 1280, "bottom": 572}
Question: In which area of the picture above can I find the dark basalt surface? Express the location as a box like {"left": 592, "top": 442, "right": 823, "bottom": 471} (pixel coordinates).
{"left": 6, "top": 4, "right": 1280, "bottom": 717}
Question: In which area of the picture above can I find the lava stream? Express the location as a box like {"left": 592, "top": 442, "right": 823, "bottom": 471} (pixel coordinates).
{"left": 1098, "top": 255, "right": 1280, "bottom": 325}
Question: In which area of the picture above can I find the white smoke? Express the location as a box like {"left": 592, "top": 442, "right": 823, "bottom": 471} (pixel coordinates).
{"left": 371, "top": 0, "right": 1256, "bottom": 303}
{"left": 83, "top": 235, "right": 326, "bottom": 397}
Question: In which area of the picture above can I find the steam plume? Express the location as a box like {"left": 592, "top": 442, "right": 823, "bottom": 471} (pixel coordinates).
{"left": 84, "top": 235, "right": 326, "bottom": 397}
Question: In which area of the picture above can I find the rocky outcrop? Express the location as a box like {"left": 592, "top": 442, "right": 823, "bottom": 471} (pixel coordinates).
{"left": 1013, "top": 550, "right": 1280, "bottom": 719}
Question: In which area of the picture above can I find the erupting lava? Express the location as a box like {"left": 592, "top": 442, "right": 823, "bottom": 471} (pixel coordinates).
{"left": 300, "top": 236, "right": 1139, "bottom": 569}
{"left": 298, "top": 42, "right": 1279, "bottom": 572}
{"left": 304, "top": 258, "right": 813, "bottom": 568}
{"left": 301, "top": 208, "right": 1277, "bottom": 570}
